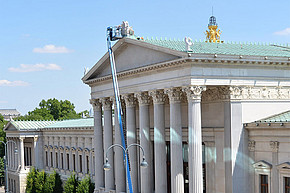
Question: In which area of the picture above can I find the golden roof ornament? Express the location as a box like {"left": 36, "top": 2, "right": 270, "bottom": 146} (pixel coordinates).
{"left": 205, "top": 16, "right": 223, "bottom": 43}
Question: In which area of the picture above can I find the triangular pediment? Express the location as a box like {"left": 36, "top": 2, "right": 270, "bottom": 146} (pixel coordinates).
{"left": 3, "top": 122, "right": 18, "bottom": 132}
{"left": 83, "top": 38, "right": 185, "bottom": 82}
{"left": 253, "top": 160, "right": 272, "bottom": 169}
{"left": 277, "top": 162, "right": 290, "bottom": 170}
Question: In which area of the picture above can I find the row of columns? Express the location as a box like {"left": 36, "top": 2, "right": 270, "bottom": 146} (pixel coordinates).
{"left": 90, "top": 86, "right": 206, "bottom": 193}
{"left": 6, "top": 137, "right": 27, "bottom": 171}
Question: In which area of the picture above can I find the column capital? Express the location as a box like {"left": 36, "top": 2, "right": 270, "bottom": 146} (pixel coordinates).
{"left": 270, "top": 141, "right": 279, "bottom": 152}
{"left": 204, "top": 141, "right": 215, "bottom": 147}
{"left": 90, "top": 99, "right": 102, "bottom": 111}
{"left": 164, "top": 87, "right": 183, "bottom": 103}
{"left": 149, "top": 89, "right": 166, "bottom": 104}
{"left": 101, "top": 97, "right": 112, "bottom": 111}
{"left": 19, "top": 137, "right": 25, "bottom": 141}
{"left": 248, "top": 140, "right": 256, "bottom": 152}
{"left": 220, "top": 86, "right": 243, "bottom": 100}
{"left": 122, "top": 93, "right": 137, "bottom": 107}
{"left": 135, "top": 91, "right": 151, "bottom": 106}
{"left": 33, "top": 136, "right": 38, "bottom": 142}
{"left": 182, "top": 86, "right": 206, "bottom": 101}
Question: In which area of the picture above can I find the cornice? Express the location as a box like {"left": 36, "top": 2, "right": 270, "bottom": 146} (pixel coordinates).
{"left": 84, "top": 56, "right": 290, "bottom": 86}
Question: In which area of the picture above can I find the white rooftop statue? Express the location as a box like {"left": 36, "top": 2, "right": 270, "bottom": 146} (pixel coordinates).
{"left": 184, "top": 36, "right": 193, "bottom": 51}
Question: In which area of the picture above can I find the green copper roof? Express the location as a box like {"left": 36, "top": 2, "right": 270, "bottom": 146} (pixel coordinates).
{"left": 256, "top": 110, "right": 290, "bottom": 122}
{"left": 45, "top": 118, "right": 94, "bottom": 128}
{"left": 11, "top": 120, "right": 58, "bottom": 130}
{"left": 132, "top": 37, "right": 290, "bottom": 57}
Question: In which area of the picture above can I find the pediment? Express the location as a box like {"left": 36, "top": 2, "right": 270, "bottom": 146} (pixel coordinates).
{"left": 83, "top": 38, "right": 185, "bottom": 82}
{"left": 277, "top": 162, "right": 290, "bottom": 170}
{"left": 253, "top": 160, "right": 272, "bottom": 169}
{"left": 3, "top": 122, "right": 18, "bottom": 132}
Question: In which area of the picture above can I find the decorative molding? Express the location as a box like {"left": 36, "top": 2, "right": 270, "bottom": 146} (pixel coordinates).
{"left": 202, "top": 86, "right": 290, "bottom": 102}
{"left": 277, "top": 162, "right": 290, "bottom": 170}
{"left": 253, "top": 160, "right": 272, "bottom": 169}
{"left": 135, "top": 91, "right": 151, "bottom": 106}
{"left": 248, "top": 140, "right": 256, "bottom": 152}
{"left": 122, "top": 93, "right": 137, "bottom": 107}
{"left": 164, "top": 87, "right": 183, "bottom": 103}
{"left": 149, "top": 89, "right": 167, "bottom": 104}
{"left": 270, "top": 141, "right": 279, "bottom": 152}
{"left": 90, "top": 99, "right": 102, "bottom": 111}
{"left": 183, "top": 86, "right": 206, "bottom": 101}
{"left": 101, "top": 97, "right": 112, "bottom": 111}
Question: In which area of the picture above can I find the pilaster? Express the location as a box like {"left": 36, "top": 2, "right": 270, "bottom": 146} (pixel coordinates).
{"left": 248, "top": 140, "right": 256, "bottom": 193}
{"left": 270, "top": 141, "right": 279, "bottom": 193}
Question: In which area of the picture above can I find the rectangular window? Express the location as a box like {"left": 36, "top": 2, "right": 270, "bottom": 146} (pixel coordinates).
{"left": 86, "top": 155, "right": 89, "bottom": 174}
{"left": 61, "top": 153, "right": 64, "bottom": 169}
{"left": 46, "top": 152, "right": 48, "bottom": 166}
{"left": 56, "top": 152, "right": 58, "bottom": 168}
{"left": 73, "top": 154, "right": 76, "bottom": 171}
{"left": 67, "top": 153, "right": 70, "bottom": 170}
{"left": 260, "top": 174, "right": 268, "bottom": 193}
{"left": 79, "top": 155, "right": 82, "bottom": 173}
{"left": 285, "top": 177, "right": 290, "bottom": 193}
{"left": 51, "top": 152, "right": 53, "bottom": 167}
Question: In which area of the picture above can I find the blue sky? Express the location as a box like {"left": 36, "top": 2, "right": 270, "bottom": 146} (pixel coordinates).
{"left": 0, "top": 0, "right": 289, "bottom": 115}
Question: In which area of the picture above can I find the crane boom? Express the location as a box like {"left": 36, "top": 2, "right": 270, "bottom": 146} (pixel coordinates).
{"left": 106, "top": 22, "right": 134, "bottom": 193}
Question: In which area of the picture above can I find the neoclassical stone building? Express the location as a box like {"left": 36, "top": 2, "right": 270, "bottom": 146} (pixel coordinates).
{"left": 82, "top": 27, "right": 290, "bottom": 193}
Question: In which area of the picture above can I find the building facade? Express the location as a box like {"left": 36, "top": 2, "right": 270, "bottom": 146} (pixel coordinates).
{"left": 82, "top": 22, "right": 290, "bottom": 193}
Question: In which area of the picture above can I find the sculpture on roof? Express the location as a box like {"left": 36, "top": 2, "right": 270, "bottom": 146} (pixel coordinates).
{"left": 205, "top": 15, "right": 223, "bottom": 43}
{"left": 185, "top": 37, "right": 193, "bottom": 51}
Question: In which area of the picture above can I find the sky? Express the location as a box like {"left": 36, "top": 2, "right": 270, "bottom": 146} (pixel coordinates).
{"left": 0, "top": 0, "right": 289, "bottom": 115}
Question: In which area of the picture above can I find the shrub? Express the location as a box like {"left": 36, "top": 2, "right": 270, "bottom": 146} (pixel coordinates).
{"left": 35, "top": 170, "right": 46, "bottom": 193}
{"left": 25, "top": 167, "right": 37, "bottom": 193}
{"left": 76, "top": 175, "right": 94, "bottom": 193}
{"left": 64, "top": 172, "right": 78, "bottom": 193}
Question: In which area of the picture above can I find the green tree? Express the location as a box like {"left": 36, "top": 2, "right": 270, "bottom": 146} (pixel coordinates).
{"left": 64, "top": 172, "right": 79, "bottom": 193}
{"left": 0, "top": 114, "right": 7, "bottom": 157}
{"left": 76, "top": 176, "right": 94, "bottom": 193}
{"left": 25, "top": 167, "right": 37, "bottom": 193}
{"left": 15, "top": 98, "right": 81, "bottom": 121}
{"left": 35, "top": 170, "right": 46, "bottom": 193}
{"left": 0, "top": 157, "right": 4, "bottom": 185}
{"left": 78, "top": 110, "right": 90, "bottom": 118}
{"left": 44, "top": 171, "right": 63, "bottom": 193}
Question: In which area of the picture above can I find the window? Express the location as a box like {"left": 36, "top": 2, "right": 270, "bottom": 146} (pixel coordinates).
{"left": 86, "top": 155, "right": 89, "bottom": 174}
{"left": 50, "top": 152, "right": 53, "bottom": 167}
{"left": 73, "top": 154, "right": 76, "bottom": 171}
{"left": 24, "top": 147, "right": 32, "bottom": 166}
{"left": 79, "top": 155, "right": 82, "bottom": 173}
{"left": 260, "top": 175, "right": 268, "bottom": 193}
{"left": 46, "top": 152, "right": 48, "bottom": 166}
{"left": 56, "top": 152, "right": 58, "bottom": 168}
{"left": 285, "top": 177, "right": 290, "bottom": 193}
{"left": 67, "top": 153, "right": 70, "bottom": 170}
{"left": 61, "top": 153, "right": 64, "bottom": 169}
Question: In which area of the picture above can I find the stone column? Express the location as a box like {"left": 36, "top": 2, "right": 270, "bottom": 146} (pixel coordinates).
{"left": 102, "top": 97, "right": 115, "bottom": 192}
{"left": 19, "top": 137, "right": 25, "bottom": 170}
{"left": 204, "top": 141, "right": 216, "bottom": 193}
{"left": 248, "top": 140, "right": 255, "bottom": 193}
{"left": 33, "top": 137, "right": 38, "bottom": 168}
{"left": 123, "top": 93, "right": 138, "bottom": 193}
{"left": 270, "top": 141, "right": 279, "bottom": 193}
{"left": 135, "top": 91, "right": 153, "bottom": 193}
{"left": 149, "top": 89, "right": 167, "bottom": 193}
{"left": 222, "top": 86, "right": 249, "bottom": 193}
{"left": 90, "top": 99, "right": 104, "bottom": 192}
{"left": 111, "top": 97, "right": 126, "bottom": 193}
{"left": 183, "top": 86, "right": 206, "bottom": 193}
{"left": 165, "top": 87, "right": 184, "bottom": 193}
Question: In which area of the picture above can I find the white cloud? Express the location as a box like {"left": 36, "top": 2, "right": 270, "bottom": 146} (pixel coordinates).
{"left": 0, "top": 80, "right": 29, "bottom": 87}
{"left": 274, "top": 28, "right": 290, "bottom": 36}
{"left": 9, "top": 63, "right": 62, "bottom": 72}
{"left": 0, "top": 101, "right": 8, "bottom": 104}
{"left": 33, "top": 44, "right": 73, "bottom": 53}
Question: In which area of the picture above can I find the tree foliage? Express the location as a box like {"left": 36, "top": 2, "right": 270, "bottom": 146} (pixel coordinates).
{"left": 64, "top": 173, "right": 79, "bottom": 193}
{"left": 15, "top": 98, "right": 81, "bottom": 121}
{"left": 0, "top": 114, "right": 7, "bottom": 157}
{"left": 26, "top": 167, "right": 37, "bottom": 193}
{"left": 0, "top": 157, "right": 4, "bottom": 178}
{"left": 76, "top": 175, "right": 94, "bottom": 193}
{"left": 35, "top": 170, "right": 46, "bottom": 193}
{"left": 44, "top": 171, "right": 63, "bottom": 193}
